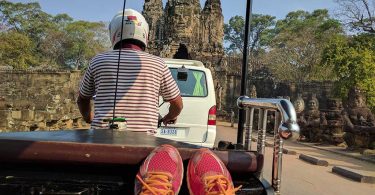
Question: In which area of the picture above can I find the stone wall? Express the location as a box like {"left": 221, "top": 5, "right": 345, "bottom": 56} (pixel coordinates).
{"left": 0, "top": 70, "right": 336, "bottom": 130}
{"left": 0, "top": 70, "right": 87, "bottom": 132}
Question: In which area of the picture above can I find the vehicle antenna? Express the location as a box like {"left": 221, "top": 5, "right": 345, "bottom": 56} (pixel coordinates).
{"left": 111, "top": 0, "right": 127, "bottom": 129}
{"left": 237, "top": 0, "right": 253, "bottom": 144}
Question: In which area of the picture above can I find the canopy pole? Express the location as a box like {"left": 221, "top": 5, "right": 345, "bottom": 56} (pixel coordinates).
{"left": 237, "top": 0, "right": 253, "bottom": 144}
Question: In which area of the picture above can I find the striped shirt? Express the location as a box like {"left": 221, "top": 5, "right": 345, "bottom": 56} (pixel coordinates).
{"left": 79, "top": 49, "right": 180, "bottom": 132}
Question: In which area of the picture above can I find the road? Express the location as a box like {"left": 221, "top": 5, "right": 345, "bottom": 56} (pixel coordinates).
{"left": 215, "top": 122, "right": 375, "bottom": 195}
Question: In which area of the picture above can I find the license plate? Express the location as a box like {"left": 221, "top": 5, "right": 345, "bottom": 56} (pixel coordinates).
{"left": 160, "top": 128, "right": 177, "bottom": 136}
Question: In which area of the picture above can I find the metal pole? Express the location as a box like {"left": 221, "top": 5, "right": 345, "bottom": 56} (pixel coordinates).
{"left": 237, "top": 0, "right": 253, "bottom": 144}
{"left": 272, "top": 111, "right": 282, "bottom": 194}
{"left": 244, "top": 107, "right": 255, "bottom": 150}
{"left": 257, "top": 109, "right": 268, "bottom": 155}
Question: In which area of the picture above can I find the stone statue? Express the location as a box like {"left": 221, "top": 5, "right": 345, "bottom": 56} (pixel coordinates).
{"left": 215, "top": 82, "right": 223, "bottom": 110}
{"left": 250, "top": 85, "right": 257, "bottom": 98}
{"left": 230, "top": 109, "right": 235, "bottom": 127}
{"left": 294, "top": 94, "right": 305, "bottom": 140}
{"left": 294, "top": 94, "right": 305, "bottom": 114}
{"left": 342, "top": 87, "right": 375, "bottom": 150}
{"left": 299, "top": 94, "right": 323, "bottom": 142}
{"left": 321, "top": 98, "right": 345, "bottom": 145}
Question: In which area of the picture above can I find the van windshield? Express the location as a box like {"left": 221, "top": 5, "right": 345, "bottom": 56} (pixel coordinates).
{"left": 169, "top": 68, "right": 208, "bottom": 97}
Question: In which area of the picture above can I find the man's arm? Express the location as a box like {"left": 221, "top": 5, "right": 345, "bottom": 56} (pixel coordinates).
{"left": 77, "top": 62, "right": 95, "bottom": 124}
{"left": 159, "top": 60, "right": 183, "bottom": 125}
{"left": 162, "top": 95, "right": 183, "bottom": 125}
{"left": 77, "top": 94, "right": 94, "bottom": 124}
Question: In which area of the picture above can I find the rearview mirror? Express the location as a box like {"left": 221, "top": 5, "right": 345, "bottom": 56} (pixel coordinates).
{"left": 177, "top": 65, "right": 188, "bottom": 81}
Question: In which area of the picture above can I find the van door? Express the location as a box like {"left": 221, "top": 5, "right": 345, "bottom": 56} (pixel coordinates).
{"left": 156, "top": 68, "right": 210, "bottom": 143}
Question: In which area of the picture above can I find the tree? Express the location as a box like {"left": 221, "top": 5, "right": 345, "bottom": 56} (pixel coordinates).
{"left": 39, "top": 29, "right": 68, "bottom": 66}
{"left": 0, "top": 31, "right": 38, "bottom": 69}
{"left": 224, "top": 14, "right": 276, "bottom": 54}
{"left": 335, "top": 0, "right": 375, "bottom": 33}
{"left": 0, "top": 1, "right": 54, "bottom": 43}
{"left": 322, "top": 33, "right": 375, "bottom": 111}
{"left": 0, "top": 1, "right": 110, "bottom": 69}
{"left": 265, "top": 9, "right": 342, "bottom": 82}
{"left": 52, "top": 14, "right": 73, "bottom": 28}
{"left": 39, "top": 15, "right": 108, "bottom": 69}
{"left": 64, "top": 21, "right": 109, "bottom": 69}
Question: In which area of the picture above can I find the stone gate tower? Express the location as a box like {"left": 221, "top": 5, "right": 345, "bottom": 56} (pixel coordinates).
{"left": 142, "top": 0, "right": 224, "bottom": 62}
{"left": 143, "top": 0, "right": 228, "bottom": 111}
{"left": 142, "top": 0, "right": 164, "bottom": 53}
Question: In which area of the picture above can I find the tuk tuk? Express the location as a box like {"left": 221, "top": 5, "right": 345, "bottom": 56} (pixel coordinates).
{"left": 0, "top": 0, "right": 300, "bottom": 194}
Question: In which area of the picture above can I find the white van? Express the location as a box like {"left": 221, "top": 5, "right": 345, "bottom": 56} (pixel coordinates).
{"left": 155, "top": 58, "right": 216, "bottom": 148}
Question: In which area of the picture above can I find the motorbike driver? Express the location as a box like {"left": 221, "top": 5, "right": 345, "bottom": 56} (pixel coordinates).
{"left": 77, "top": 9, "right": 183, "bottom": 132}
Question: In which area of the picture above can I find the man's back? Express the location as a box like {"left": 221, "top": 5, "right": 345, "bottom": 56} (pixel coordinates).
{"left": 79, "top": 49, "right": 180, "bottom": 132}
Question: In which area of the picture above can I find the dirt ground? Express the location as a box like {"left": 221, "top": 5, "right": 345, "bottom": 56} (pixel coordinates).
{"left": 216, "top": 121, "right": 375, "bottom": 195}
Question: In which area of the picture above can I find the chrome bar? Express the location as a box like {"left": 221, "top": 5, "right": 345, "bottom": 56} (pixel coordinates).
{"left": 243, "top": 108, "right": 249, "bottom": 147}
{"left": 237, "top": 97, "right": 300, "bottom": 194}
{"left": 257, "top": 109, "right": 268, "bottom": 156}
{"left": 272, "top": 111, "right": 282, "bottom": 194}
{"left": 237, "top": 97, "right": 300, "bottom": 140}
{"left": 244, "top": 108, "right": 255, "bottom": 150}
{"left": 257, "top": 109, "right": 264, "bottom": 155}
{"left": 261, "top": 109, "right": 268, "bottom": 155}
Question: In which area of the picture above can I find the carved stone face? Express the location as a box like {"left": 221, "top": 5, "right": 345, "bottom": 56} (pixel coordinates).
{"left": 328, "top": 99, "right": 342, "bottom": 110}
{"left": 171, "top": 0, "right": 195, "bottom": 39}
{"left": 308, "top": 100, "right": 318, "bottom": 111}
{"left": 352, "top": 95, "right": 365, "bottom": 108}
{"left": 294, "top": 99, "right": 305, "bottom": 113}
{"left": 348, "top": 87, "right": 366, "bottom": 108}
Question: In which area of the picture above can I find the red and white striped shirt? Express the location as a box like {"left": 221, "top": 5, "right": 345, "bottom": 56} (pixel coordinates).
{"left": 79, "top": 49, "right": 180, "bottom": 132}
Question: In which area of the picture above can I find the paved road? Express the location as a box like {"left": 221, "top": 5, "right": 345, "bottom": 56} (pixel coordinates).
{"left": 215, "top": 122, "right": 375, "bottom": 195}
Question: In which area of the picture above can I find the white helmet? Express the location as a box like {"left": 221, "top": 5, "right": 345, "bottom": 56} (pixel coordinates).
{"left": 109, "top": 9, "right": 149, "bottom": 49}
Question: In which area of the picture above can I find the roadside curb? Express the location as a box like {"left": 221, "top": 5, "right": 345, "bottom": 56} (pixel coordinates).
{"left": 265, "top": 141, "right": 274, "bottom": 147}
{"left": 294, "top": 141, "right": 375, "bottom": 164}
{"left": 258, "top": 140, "right": 297, "bottom": 155}
{"left": 299, "top": 154, "right": 329, "bottom": 166}
{"left": 332, "top": 166, "right": 375, "bottom": 183}
{"left": 283, "top": 148, "right": 297, "bottom": 155}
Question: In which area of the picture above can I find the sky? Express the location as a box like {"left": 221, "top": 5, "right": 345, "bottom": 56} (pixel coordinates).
{"left": 9, "top": 0, "right": 339, "bottom": 23}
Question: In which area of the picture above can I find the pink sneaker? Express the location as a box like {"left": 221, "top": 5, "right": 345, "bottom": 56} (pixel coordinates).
{"left": 135, "top": 145, "right": 183, "bottom": 195}
{"left": 187, "top": 149, "right": 241, "bottom": 195}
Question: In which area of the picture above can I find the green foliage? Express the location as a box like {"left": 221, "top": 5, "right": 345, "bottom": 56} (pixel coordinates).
{"left": 64, "top": 21, "right": 109, "bottom": 69}
{"left": 322, "top": 34, "right": 375, "bottom": 111}
{"left": 0, "top": 1, "right": 109, "bottom": 69}
{"left": 224, "top": 16, "right": 244, "bottom": 54}
{"left": 0, "top": 31, "right": 38, "bottom": 69}
{"left": 224, "top": 14, "right": 276, "bottom": 55}
{"left": 224, "top": 9, "right": 342, "bottom": 82}
{"left": 266, "top": 9, "right": 342, "bottom": 82}
{"left": 0, "top": 1, "right": 53, "bottom": 43}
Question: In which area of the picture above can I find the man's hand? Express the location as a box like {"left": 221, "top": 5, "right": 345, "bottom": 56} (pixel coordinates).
{"left": 162, "top": 116, "right": 177, "bottom": 126}
{"left": 85, "top": 111, "right": 94, "bottom": 124}
{"left": 162, "top": 95, "right": 183, "bottom": 126}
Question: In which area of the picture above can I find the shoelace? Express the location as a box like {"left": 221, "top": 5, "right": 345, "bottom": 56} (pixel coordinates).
{"left": 204, "top": 175, "right": 242, "bottom": 195}
{"left": 136, "top": 172, "right": 175, "bottom": 195}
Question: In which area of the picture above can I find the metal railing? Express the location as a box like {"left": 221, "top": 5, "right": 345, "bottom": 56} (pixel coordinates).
{"left": 237, "top": 96, "right": 300, "bottom": 194}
